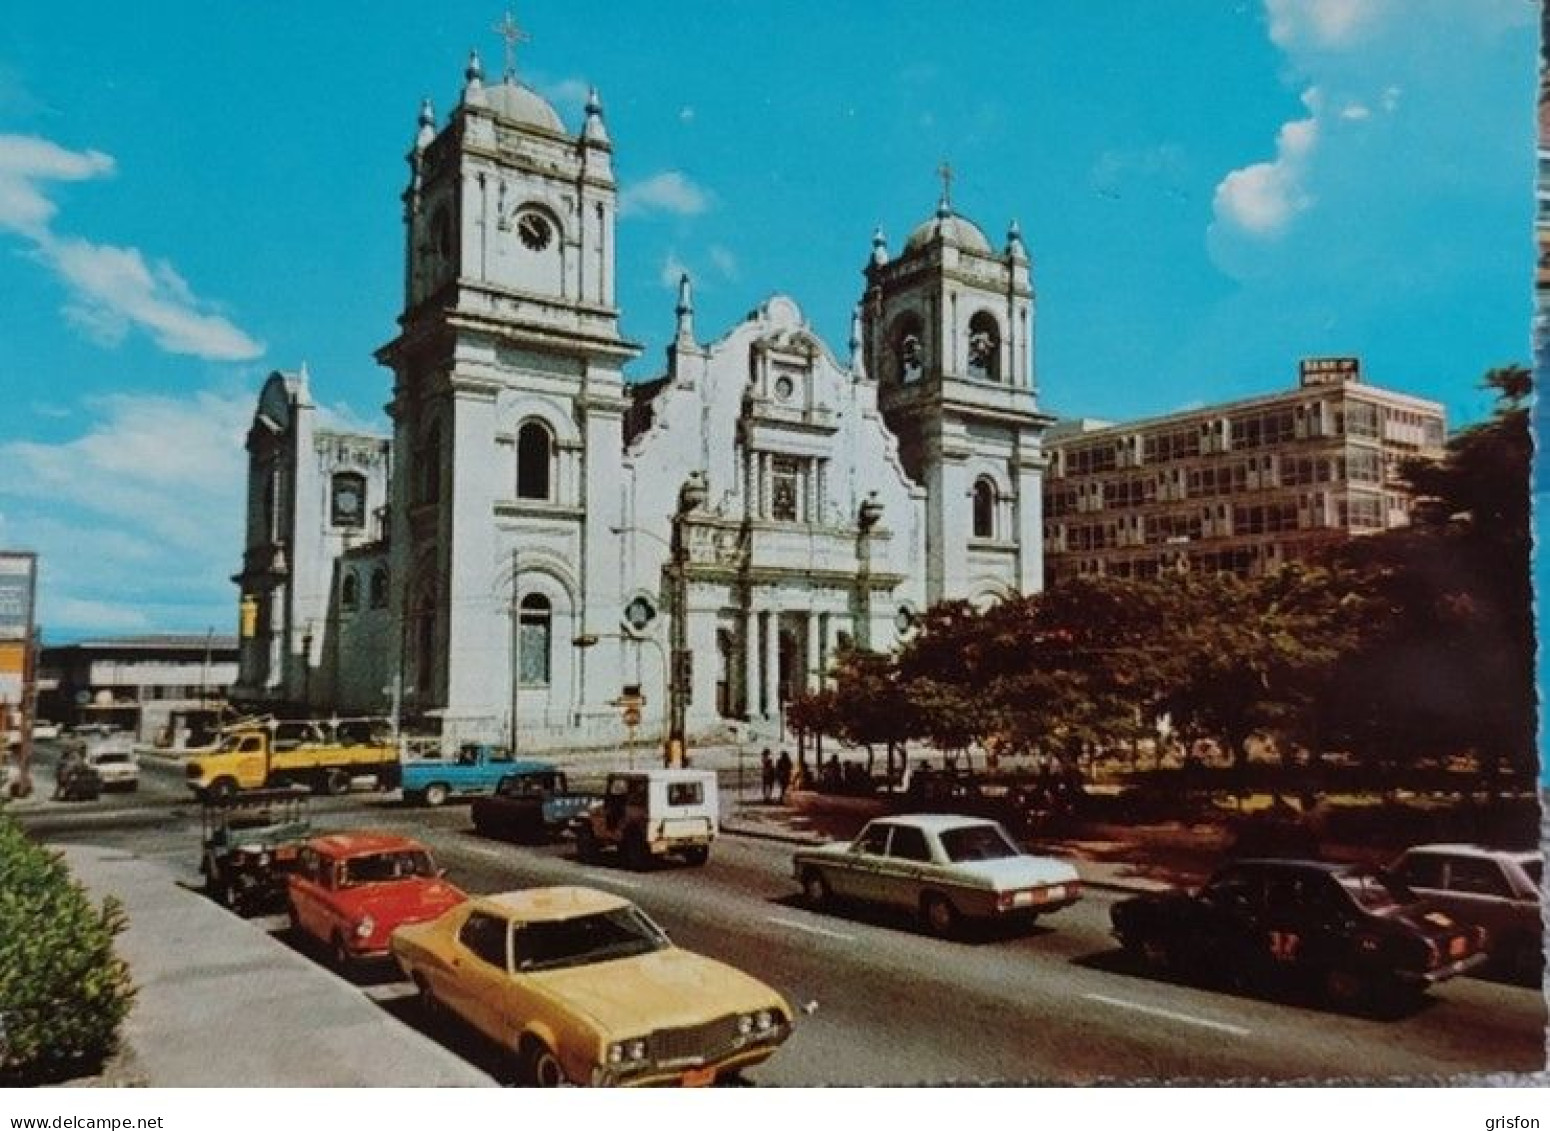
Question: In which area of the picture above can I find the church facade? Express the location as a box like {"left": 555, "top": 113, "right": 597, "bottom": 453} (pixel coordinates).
{"left": 231, "top": 49, "right": 1052, "bottom": 749}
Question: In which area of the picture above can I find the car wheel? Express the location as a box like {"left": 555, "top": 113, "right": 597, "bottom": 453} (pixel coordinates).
{"left": 518, "top": 1038, "right": 567, "bottom": 1088}
{"left": 1323, "top": 966, "right": 1369, "bottom": 1010}
{"left": 413, "top": 975, "right": 442, "bottom": 1021}
{"left": 1508, "top": 936, "right": 1544, "bottom": 986}
{"left": 1128, "top": 934, "right": 1173, "bottom": 973}
{"left": 801, "top": 868, "right": 831, "bottom": 909}
{"left": 624, "top": 830, "right": 650, "bottom": 871}
{"left": 208, "top": 777, "right": 237, "bottom": 803}
{"left": 423, "top": 783, "right": 449, "bottom": 808}
{"left": 575, "top": 825, "right": 599, "bottom": 863}
{"left": 324, "top": 769, "right": 351, "bottom": 797}
{"left": 920, "top": 893, "right": 960, "bottom": 939}
{"left": 331, "top": 934, "right": 355, "bottom": 976}
{"left": 682, "top": 845, "right": 709, "bottom": 867}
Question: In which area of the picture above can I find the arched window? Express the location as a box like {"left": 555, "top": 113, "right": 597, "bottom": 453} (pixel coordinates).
{"left": 517, "top": 420, "right": 553, "bottom": 501}
{"left": 369, "top": 567, "right": 389, "bottom": 609}
{"left": 892, "top": 314, "right": 924, "bottom": 384}
{"left": 518, "top": 593, "right": 552, "bottom": 685}
{"left": 972, "top": 478, "right": 997, "bottom": 539}
{"left": 967, "top": 312, "right": 1001, "bottom": 381}
{"left": 341, "top": 571, "right": 359, "bottom": 611}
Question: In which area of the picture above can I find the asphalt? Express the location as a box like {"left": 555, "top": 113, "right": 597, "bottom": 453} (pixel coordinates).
{"left": 25, "top": 741, "right": 1179, "bottom": 1088}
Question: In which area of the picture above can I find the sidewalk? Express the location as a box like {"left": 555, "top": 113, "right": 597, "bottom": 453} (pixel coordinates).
{"left": 58, "top": 844, "right": 495, "bottom": 1087}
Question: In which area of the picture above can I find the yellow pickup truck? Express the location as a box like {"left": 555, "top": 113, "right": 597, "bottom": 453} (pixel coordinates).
{"left": 185, "top": 720, "right": 399, "bottom": 800}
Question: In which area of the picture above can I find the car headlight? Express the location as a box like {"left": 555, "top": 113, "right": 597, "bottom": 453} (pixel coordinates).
{"left": 355, "top": 915, "right": 376, "bottom": 939}
{"left": 755, "top": 1009, "right": 775, "bottom": 1032}
{"left": 607, "top": 1039, "right": 649, "bottom": 1065}
{"left": 737, "top": 1014, "right": 754, "bottom": 1036}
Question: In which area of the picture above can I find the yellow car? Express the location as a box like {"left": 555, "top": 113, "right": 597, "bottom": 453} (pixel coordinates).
{"left": 390, "top": 885, "right": 793, "bottom": 1086}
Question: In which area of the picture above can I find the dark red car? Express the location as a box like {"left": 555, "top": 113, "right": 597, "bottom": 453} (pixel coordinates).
{"left": 1111, "top": 858, "right": 1489, "bottom": 1012}
{"left": 287, "top": 832, "right": 467, "bottom": 969}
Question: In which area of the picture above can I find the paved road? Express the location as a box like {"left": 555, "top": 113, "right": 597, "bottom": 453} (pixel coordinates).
{"left": 15, "top": 747, "right": 1546, "bottom": 1084}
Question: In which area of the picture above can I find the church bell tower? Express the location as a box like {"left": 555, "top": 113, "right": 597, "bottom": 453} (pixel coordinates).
{"left": 862, "top": 168, "right": 1053, "bottom": 603}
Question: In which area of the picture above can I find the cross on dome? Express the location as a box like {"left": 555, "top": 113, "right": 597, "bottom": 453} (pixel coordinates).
{"left": 937, "top": 161, "right": 954, "bottom": 213}
{"left": 493, "top": 10, "right": 530, "bottom": 81}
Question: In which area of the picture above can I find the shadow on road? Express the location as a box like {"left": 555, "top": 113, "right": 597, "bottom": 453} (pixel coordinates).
{"left": 1070, "top": 946, "right": 1442, "bottom": 1023}
{"left": 764, "top": 891, "right": 1061, "bottom": 946}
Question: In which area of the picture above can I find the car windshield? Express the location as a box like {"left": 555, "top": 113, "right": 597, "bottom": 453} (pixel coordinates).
{"left": 1337, "top": 869, "right": 1416, "bottom": 912}
{"left": 511, "top": 906, "right": 670, "bottom": 972}
{"left": 93, "top": 753, "right": 131, "bottom": 765}
{"left": 342, "top": 850, "right": 436, "bottom": 885}
{"left": 938, "top": 823, "right": 1020, "bottom": 863}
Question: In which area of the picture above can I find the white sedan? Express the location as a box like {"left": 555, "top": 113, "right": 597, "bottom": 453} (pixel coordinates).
{"left": 792, "top": 813, "right": 1081, "bottom": 937}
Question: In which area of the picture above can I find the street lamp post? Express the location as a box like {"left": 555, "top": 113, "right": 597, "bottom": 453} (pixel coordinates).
{"left": 667, "top": 473, "right": 707, "bottom": 768}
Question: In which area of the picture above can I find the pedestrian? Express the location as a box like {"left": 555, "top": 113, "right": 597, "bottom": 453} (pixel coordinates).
{"left": 760, "top": 749, "right": 775, "bottom": 803}
{"left": 775, "top": 749, "right": 793, "bottom": 803}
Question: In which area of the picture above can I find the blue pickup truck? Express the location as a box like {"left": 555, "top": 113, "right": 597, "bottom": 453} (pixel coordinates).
{"left": 400, "top": 743, "right": 538, "bottom": 807}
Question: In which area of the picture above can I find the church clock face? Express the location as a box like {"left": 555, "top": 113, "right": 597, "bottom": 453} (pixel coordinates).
{"left": 518, "top": 213, "right": 553, "bottom": 252}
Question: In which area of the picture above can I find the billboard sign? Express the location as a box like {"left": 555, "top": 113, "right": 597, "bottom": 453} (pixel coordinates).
{"left": 0, "top": 553, "right": 36, "bottom": 643}
{"left": 1298, "top": 356, "right": 1362, "bottom": 386}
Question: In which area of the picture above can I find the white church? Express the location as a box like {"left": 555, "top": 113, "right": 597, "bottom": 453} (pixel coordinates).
{"left": 231, "top": 42, "right": 1052, "bottom": 751}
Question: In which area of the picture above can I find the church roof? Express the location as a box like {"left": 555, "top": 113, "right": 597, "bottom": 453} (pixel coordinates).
{"left": 479, "top": 78, "right": 565, "bottom": 133}
{"left": 904, "top": 211, "right": 994, "bottom": 255}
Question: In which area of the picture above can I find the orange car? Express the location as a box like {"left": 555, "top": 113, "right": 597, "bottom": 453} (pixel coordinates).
{"left": 287, "top": 832, "right": 466, "bottom": 969}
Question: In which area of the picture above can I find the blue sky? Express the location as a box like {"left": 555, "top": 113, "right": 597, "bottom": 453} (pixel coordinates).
{"left": 0, "top": 0, "right": 1538, "bottom": 640}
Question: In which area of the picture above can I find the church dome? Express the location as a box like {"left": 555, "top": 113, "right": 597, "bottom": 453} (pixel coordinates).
{"left": 480, "top": 79, "right": 566, "bottom": 133}
{"left": 903, "top": 211, "right": 994, "bottom": 255}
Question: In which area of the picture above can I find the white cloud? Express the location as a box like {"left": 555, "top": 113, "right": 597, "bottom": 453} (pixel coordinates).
{"left": 0, "top": 390, "right": 253, "bottom": 635}
{"left": 1265, "top": 0, "right": 1387, "bottom": 50}
{"left": 1339, "top": 102, "right": 1370, "bottom": 121}
{"left": 620, "top": 171, "right": 712, "bottom": 218}
{"left": 0, "top": 134, "right": 114, "bottom": 236}
{"left": 0, "top": 133, "right": 264, "bottom": 362}
{"left": 1211, "top": 89, "right": 1321, "bottom": 240}
{"left": 708, "top": 244, "right": 738, "bottom": 280}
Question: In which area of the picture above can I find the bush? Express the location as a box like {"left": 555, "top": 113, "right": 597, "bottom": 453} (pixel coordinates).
{"left": 0, "top": 815, "right": 135, "bottom": 1082}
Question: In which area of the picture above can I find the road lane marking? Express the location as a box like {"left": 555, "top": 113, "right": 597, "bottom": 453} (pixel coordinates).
{"left": 765, "top": 916, "right": 855, "bottom": 942}
{"left": 1082, "top": 992, "right": 1251, "bottom": 1037}
{"left": 586, "top": 874, "right": 644, "bottom": 890}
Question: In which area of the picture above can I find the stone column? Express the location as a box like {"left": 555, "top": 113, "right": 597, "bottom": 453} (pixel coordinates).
{"left": 805, "top": 612, "right": 821, "bottom": 692}
{"left": 763, "top": 608, "right": 780, "bottom": 716}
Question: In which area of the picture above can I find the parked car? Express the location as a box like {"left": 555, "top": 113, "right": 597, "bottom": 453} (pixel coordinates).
{"left": 31, "top": 720, "right": 61, "bottom": 741}
{"left": 286, "top": 832, "right": 466, "bottom": 970}
{"left": 390, "top": 885, "right": 792, "bottom": 1087}
{"left": 574, "top": 769, "right": 718, "bottom": 868}
{"left": 471, "top": 768, "right": 599, "bottom": 842}
{"left": 199, "top": 788, "right": 313, "bottom": 913}
{"left": 792, "top": 813, "right": 1082, "bottom": 937}
{"left": 84, "top": 747, "right": 139, "bottom": 791}
{"left": 1110, "top": 858, "right": 1489, "bottom": 1011}
{"left": 401, "top": 743, "right": 521, "bottom": 807}
{"left": 1387, "top": 844, "right": 1543, "bottom": 983}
